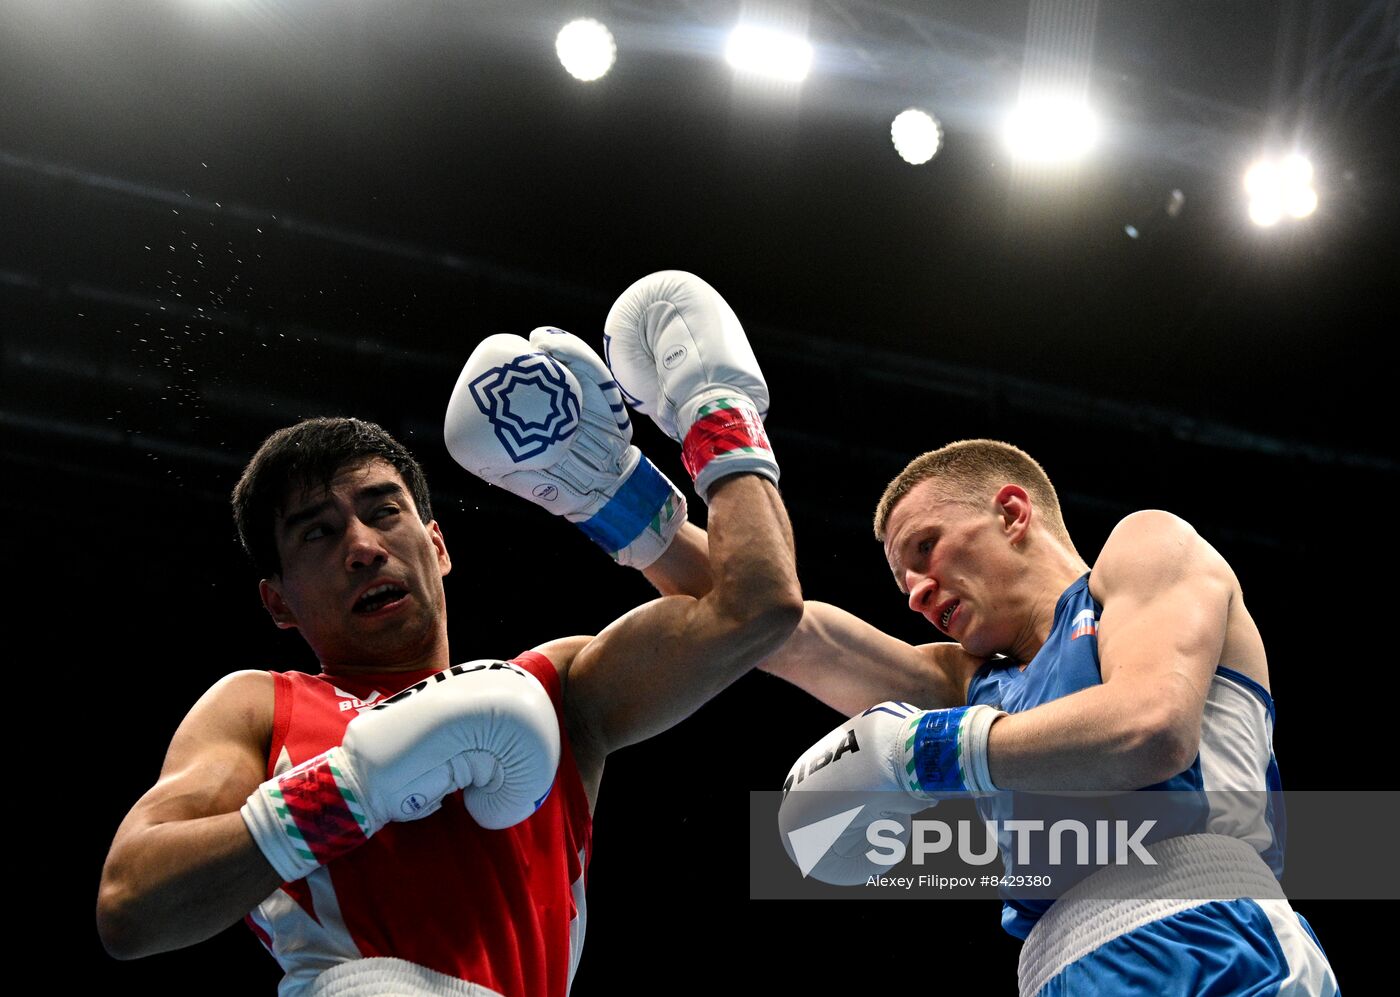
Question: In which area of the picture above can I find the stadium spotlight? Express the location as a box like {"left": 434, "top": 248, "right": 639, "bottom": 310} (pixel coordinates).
{"left": 1003, "top": 93, "right": 1098, "bottom": 165}
{"left": 724, "top": 24, "right": 813, "bottom": 82}
{"left": 891, "top": 109, "right": 943, "bottom": 165}
{"left": 556, "top": 18, "right": 616, "bottom": 82}
{"left": 1245, "top": 153, "right": 1317, "bottom": 227}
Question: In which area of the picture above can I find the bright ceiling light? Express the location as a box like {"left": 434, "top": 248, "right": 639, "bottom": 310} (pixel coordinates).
{"left": 890, "top": 109, "right": 942, "bottom": 165}
{"left": 1003, "top": 94, "right": 1098, "bottom": 165}
{"left": 1243, "top": 160, "right": 1277, "bottom": 198}
{"left": 724, "top": 24, "right": 813, "bottom": 82}
{"left": 1248, "top": 195, "right": 1284, "bottom": 228}
{"left": 1280, "top": 153, "right": 1314, "bottom": 187}
{"left": 556, "top": 19, "right": 616, "bottom": 82}
{"left": 1245, "top": 153, "right": 1317, "bottom": 226}
{"left": 1286, "top": 185, "right": 1318, "bottom": 219}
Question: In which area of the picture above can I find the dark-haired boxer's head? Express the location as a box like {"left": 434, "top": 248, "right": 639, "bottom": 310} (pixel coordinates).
{"left": 237, "top": 420, "right": 453, "bottom": 673}
{"left": 233, "top": 417, "right": 434, "bottom": 579}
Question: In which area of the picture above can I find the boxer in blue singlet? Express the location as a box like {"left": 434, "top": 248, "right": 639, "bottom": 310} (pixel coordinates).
{"left": 762, "top": 439, "right": 1338, "bottom": 996}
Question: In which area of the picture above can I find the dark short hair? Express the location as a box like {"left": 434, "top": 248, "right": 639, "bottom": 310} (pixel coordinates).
{"left": 232, "top": 417, "right": 433, "bottom": 577}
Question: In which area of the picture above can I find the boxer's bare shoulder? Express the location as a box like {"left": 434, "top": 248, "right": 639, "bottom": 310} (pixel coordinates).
{"left": 926, "top": 639, "right": 991, "bottom": 701}
{"left": 197, "top": 670, "right": 276, "bottom": 733}
{"left": 139, "top": 671, "right": 275, "bottom": 825}
{"left": 529, "top": 636, "right": 593, "bottom": 683}
{"left": 1090, "top": 510, "right": 1269, "bottom": 691}
{"left": 100, "top": 671, "right": 278, "bottom": 956}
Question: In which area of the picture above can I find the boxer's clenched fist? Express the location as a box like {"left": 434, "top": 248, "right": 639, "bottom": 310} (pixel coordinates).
{"left": 444, "top": 328, "right": 686, "bottom": 567}
{"left": 242, "top": 660, "right": 561, "bottom": 882}
{"left": 604, "top": 271, "right": 778, "bottom": 501}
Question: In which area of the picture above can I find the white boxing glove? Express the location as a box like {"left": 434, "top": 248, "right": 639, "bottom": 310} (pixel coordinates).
{"left": 777, "top": 701, "right": 1005, "bottom": 885}
{"left": 778, "top": 702, "right": 928, "bottom": 885}
{"left": 603, "top": 271, "right": 778, "bottom": 501}
{"left": 444, "top": 328, "right": 686, "bottom": 568}
{"left": 242, "top": 660, "right": 561, "bottom": 883}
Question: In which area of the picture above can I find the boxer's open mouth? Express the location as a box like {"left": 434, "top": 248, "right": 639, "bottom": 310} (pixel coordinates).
{"left": 940, "top": 600, "right": 959, "bottom": 630}
{"left": 355, "top": 583, "right": 409, "bottom": 614}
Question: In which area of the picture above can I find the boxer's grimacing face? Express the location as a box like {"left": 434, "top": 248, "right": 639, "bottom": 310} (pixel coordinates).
{"left": 883, "top": 477, "right": 1028, "bottom": 658}
{"left": 258, "top": 458, "right": 452, "bottom": 671}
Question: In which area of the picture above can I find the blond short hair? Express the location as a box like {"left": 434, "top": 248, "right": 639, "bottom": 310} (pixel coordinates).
{"left": 873, "top": 439, "right": 1071, "bottom": 545}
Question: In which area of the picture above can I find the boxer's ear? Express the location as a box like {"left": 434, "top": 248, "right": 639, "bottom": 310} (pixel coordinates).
{"left": 260, "top": 579, "right": 298, "bottom": 629}
{"left": 428, "top": 520, "right": 451, "bottom": 576}
{"left": 994, "top": 484, "right": 1032, "bottom": 544}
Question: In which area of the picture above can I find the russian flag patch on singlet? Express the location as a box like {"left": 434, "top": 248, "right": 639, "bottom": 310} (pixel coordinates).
{"left": 1070, "top": 608, "right": 1099, "bottom": 640}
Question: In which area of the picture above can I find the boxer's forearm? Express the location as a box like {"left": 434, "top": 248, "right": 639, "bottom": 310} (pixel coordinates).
{"left": 760, "top": 603, "right": 969, "bottom": 715}
{"left": 563, "top": 475, "right": 799, "bottom": 752}
{"left": 644, "top": 523, "right": 964, "bottom": 713}
{"left": 98, "top": 811, "right": 282, "bottom": 959}
{"left": 704, "top": 475, "right": 799, "bottom": 643}
{"left": 571, "top": 271, "right": 798, "bottom": 747}
{"left": 640, "top": 521, "right": 713, "bottom": 597}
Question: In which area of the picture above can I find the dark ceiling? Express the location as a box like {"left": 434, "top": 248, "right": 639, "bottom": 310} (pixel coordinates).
{"left": 4, "top": 1, "right": 1394, "bottom": 991}
{"left": 5, "top": 0, "right": 1397, "bottom": 456}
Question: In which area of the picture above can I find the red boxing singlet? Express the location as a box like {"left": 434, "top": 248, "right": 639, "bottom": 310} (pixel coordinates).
{"left": 245, "top": 652, "right": 592, "bottom": 996}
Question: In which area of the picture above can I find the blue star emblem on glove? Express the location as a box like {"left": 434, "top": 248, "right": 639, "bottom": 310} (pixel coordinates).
{"left": 468, "top": 353, "right": 580, "bottom": 463}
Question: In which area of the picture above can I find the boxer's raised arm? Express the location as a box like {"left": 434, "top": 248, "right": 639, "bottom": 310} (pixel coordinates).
{"left": 604, "top": 269, "right": 975, "bottom": 726}
{"left": 563, "top": 472, "right": 801, "bottom": 753}
{"left": 640, "top": 521, "right": 713, "bottom": 597}
{"left": 98, "top": 671, "right": 281, "bottom": 959}
{"left": 641, "top": 525, "right": 972, "bottom": 715}
{"left": 560, "top": 272, "right": 802, "bottom": 751}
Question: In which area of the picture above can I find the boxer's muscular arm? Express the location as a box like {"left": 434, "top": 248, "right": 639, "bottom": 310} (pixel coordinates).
{"left": 640, "top": 521, "right": 713, "bottom": 598}
{"left": 97, "top": 671, "right": 282, "bottom": 960}
{"left": 759, "top": 604, "right": 976, "bottom": 715}
{"left": 642, "top": 524, "right": 973, "bottom": 715}
{"left": 987, "top": 511, "right": 1229, "bottom": 790}
{"left": 563, "top": 474, "right": 803, "bottom": 755}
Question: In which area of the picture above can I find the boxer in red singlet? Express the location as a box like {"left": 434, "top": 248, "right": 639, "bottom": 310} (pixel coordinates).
{"left": 98, "top": 273, "right": 797, "bottom": 995}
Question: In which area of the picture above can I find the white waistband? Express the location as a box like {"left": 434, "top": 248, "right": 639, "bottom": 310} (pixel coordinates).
{"left": 306, "top": 958, "right": 507, "bottom": 997}
{"left": 1017, "top": 833, "right": 1285, "bottom": 997}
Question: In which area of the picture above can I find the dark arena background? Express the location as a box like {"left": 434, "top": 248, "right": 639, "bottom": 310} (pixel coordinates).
{"left": 5, "top": 1, "right": 1394, "bottom": 992}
